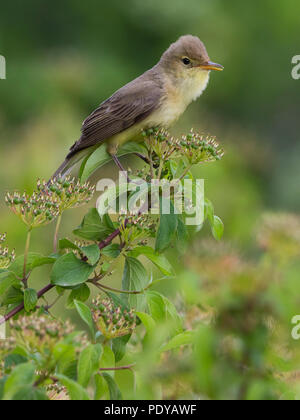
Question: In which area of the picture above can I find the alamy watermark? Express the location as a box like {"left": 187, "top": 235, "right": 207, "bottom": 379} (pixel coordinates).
{"left": 292, "top": 56, "right": 300, "bottom": 80}
{"left": 291, "top": 315, "right": 300, "bottom": 340}
{"left": 0, "top": 55, "right": 6, "bottom": 80}
{"left": 96, "top": 172, "right": 205, "bottom": 227}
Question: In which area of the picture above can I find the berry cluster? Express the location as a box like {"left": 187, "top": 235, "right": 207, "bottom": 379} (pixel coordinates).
{"left": 43, "top": 177, "right": 95, "bottom": 213}
{"left": 142, "top": 128, "right": 224, "bottom": 166}
{"left": 11, "top": 316, "right": 75, "bottom": 352}
{"left": 5, "top": 178, "right": 95, "bottom": 229}
{"left": 92, "top": 297, "right": 136, "bottom": 339}
{"left": 0, "top": 233, "right": 15, "bottom": 269}
{"left": 118, "top": 213, "right": 158, "bottom": 247}
{"left": 142, "top": 128, "right": 179, "bottom": 161}
{"left": 5, "top": 190, "right": 60, "bottom": 229}
{"left": 179, "top": 130, "right": 224, "bottom": 165}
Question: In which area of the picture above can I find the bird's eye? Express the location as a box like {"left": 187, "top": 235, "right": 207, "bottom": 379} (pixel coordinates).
{"left": 182, "top": 57, "right": 191, "bottom": 66}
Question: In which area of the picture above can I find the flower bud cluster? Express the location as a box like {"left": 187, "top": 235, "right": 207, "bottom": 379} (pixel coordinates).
{"left": 10, "top": 315, "right": 74, "bottom": 352}
{"left": 92, "top": 297, "right": 136, "bottom": 339}
{"left": 142, "top": 128, "right": 224, "bottom": 166}
{"left": 118, "top": 213, "right": 158, "bottom": 246}
{"left": 44, "top": 177, "right": 95, "bottom": 213}
{"left": 0, "top": 233, "right": 16, "bottom": 269}
{"left": 179, "top": 130, "right": 224, "bottom": 165}
{"left": 5, "top": 177, "right": 95, "bottom": 229}
{"left": 5, "top": 190, "right": 59, "bottom": 229}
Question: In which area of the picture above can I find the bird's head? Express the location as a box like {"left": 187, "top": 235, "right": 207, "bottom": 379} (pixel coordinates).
{"left": 160, "top": 35, "right": 223, "bottom": 78}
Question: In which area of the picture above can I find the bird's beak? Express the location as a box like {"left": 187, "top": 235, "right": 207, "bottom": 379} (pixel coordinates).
{"left": 198, "top": 61, "right": 224, "bottom": 71}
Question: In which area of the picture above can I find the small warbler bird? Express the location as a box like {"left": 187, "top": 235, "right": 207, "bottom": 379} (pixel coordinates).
{"left": 52, "top": 35, "right": 223, "bottom": 179}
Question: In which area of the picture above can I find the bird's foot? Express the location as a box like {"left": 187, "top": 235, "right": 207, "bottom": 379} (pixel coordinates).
{"left": 111, "top": 155, "right": 131, "bottom": 183}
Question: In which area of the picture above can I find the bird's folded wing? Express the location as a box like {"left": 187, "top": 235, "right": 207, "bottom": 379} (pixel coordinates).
{"left": 67, "top": 79, "right": 163, "bottom": 158}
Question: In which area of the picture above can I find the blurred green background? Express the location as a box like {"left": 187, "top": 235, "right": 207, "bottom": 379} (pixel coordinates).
{"left": 0, "top": 0, "right": 300, "bottom": 400}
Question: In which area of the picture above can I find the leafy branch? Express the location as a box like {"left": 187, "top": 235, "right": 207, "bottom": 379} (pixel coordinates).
{"left": 0, "top": 128, "right": 225, "bottom": 400}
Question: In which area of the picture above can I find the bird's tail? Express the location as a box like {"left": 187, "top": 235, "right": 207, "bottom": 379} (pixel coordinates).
{"left": 51, "top": 158, "right": 73, "bottom": 180}
{"left": 48, "top": 150, "right": 87, "bottom": 185}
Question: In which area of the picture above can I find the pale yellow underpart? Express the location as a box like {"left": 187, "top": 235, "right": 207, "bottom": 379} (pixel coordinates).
{"left": 107, "top": 69, "right": 210, "bottom": 154}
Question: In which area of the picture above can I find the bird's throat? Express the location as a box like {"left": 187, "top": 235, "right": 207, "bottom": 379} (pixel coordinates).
{"left": 151, "top": 70, "right": 210, "bottom": 127}
{"left": 177, "top": 70, "right": 210, "bottom": 104}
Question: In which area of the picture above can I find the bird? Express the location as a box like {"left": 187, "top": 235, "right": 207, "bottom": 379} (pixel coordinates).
{"left": 51, "top": 35, "right": 223, "bottom": 180}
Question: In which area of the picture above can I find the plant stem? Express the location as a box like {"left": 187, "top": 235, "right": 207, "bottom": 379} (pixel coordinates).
{"left": 179, "top": 164, "right": 193, "bottom": 182}
{"left": 157, "top": 160, "right": 164, "bottom": 180}
{"left": 99, "top": 364, "right": 136, "bottom": 372}
{"left": 53, "top": 214, "right": 62, "bottom": 253}
{"left": 148, "top": 146, "right": 154, "bottom": 179}
{"left": 44, "top": 294, "right": 62, "bottom": 311}
{"left": 23, "top": 229, "right": 32, "bottom": 284}
{"left": 92, "top": 280, "right": 151, "bottom": 295}
{"left": 0, "top": 283, "right": 54, "bottom": 325}
{"left": 98, "top": 219, "right": 128, "bottom": 250}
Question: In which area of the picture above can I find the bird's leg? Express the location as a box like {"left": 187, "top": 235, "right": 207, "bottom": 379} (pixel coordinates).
{"left": 111, "top": 154, "right": 126, "bottom": 172}
{"left": 111, "top": 154, "right": 132, "bottom": 184}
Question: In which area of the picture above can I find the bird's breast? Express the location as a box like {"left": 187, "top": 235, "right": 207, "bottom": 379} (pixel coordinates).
{"left": 148, "top": 70, "right": 210, "bottom": 127}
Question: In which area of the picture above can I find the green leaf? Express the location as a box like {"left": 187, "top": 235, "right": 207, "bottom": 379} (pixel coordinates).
{"left": 155, "top": 200, "right": 178, "bottom": 253}
{"left": 53, "top": 343, "right": 76, "bottom": 376}
{"left": 24, "top": 288, "right": 38, "bottom": 312}
{"left": 94, "top": 374, "right": 106, "bottom": 400}
{"left": 0, "top": 377, "right": 6, "bottom": 400}
{"left": 31, "top": 256, "right": 57, "bottom": 270}
{"left": 112, "top": 335, "right": 131, "bottom": 363}
{"left": 176, "top": 216, "right": 188, "bottom": 245}
{"left": 59, "top": 239, "right": 100, "bottom": 266}
{"left": 59, "top": 238, "right": 81, "bottom": 252}
{"left": 163, "top": 296, "right": 184, "bottom": 335}
{"left": 102, "top": 244, "right": 121, "bottom": 258}
{"left": 102, "top": 373, "right": 122, "bottom": 401}
{"left": 80, "top": 142, "right": 147, "bottom": 182}
{"left": 135, "top": 311, "right": 156, "bottom": 335}
{"left": 79, "top": 147, "right": 97, "bottom": 179}
{"left": 67, "top": 284, "right": 91, "bottom": 309}
{"left": 56, "top": 286, "right": 66, "bottom": 295}
{"left": 51, "top": 253, "right": 94, "bottom": 287}
{"left": 129, "top": 246, "right": 173, "bottom": 276}
{"left": 100, "top": 346, "right": 115, "bottom": 377}
{"left": 73, "top": 208, "right": 115, "bottom": 241}
{"left": 4, "top": 354, "right": 28, "bottom": 370}
{"left": 78, "top": 344, "right": 103, "bottom": 388}
{"left": 160, "top": 331, "right": 196, "bottom": 352}
{"left": 0, "top": 271, "right": 19, "bottom": 296}
{"left": 74, "top": 300, "right": 95, "bottom": 340}
{"left": 146, "top": 291, "right": 166, "bottom": 322}
{"left": 212, "top": 215, "right": 224, "bottom": 241}
{"left": 146, "top": 291, "right": 183, "bottom": 336}
{"left": 122, "top": 257, "right": 148, "bottom": 311}
{"left": 106, "top": 292, "right": 130, "bottom": 312}
{"left": 81, "top": 245, "right": 100, "bottom": 266}
{"left": 11, "top": 386, "right": 48, "bottom": 401}
{"left": 9, "top": 253, "right": 55, "bottom": 277}
{"left": 3, "top": 362, "right": 36, "bottom": 400}
{"left": 0, "top": 286, "right": 24, "bottom": 306}
{"left": 62, "top": 361, "right": 78, "bottom": 381}
{"left": 204, "top": 198, "right": 214, "bottom": 225}
{"left": 56, "top": 374, "right": 90, "bottom": 400}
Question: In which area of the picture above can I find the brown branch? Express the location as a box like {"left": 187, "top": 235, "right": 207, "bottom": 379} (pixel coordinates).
{"left": 0, "top": 283, "right": 54, "bottom": 325}
{"left": 98, "top": 219, "right": 128, "bottom": 250}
